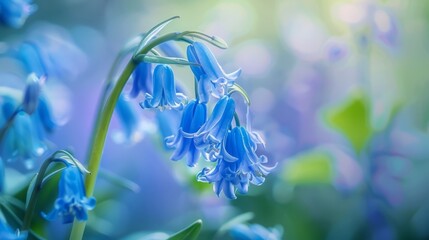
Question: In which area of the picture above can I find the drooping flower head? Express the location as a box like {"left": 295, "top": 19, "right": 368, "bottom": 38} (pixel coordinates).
{"left": 187, "top": 41, "right": 241, "bottom": 102}
{"left": 14, "top": 25, "right": 88, "bottom": 79}
{"left": 194, "top": 96, "right": 235, "bottom": 160}
{"left": 15, "top": 43, "right": 47, "bottom": 78}
{"left": 229, "top": 223, "right": 283, "bottom": 240}
{"left": 129, "top": 62, "right": 153, "bottom": 98}
{"left": 42, "top": 165, "right": 96, "bottom": 224}
{"left": 140, "top": 64, "right": 186, "bottom": 110}
{"left": 113, "top": 93, "right": 154, "bottom": 144}
{"left": 198, "top": 126, "right": 275, "bottom": 199}
{"left": 22, "top": 73, "right": 43, "bottom": 115}
{"left": 0, "top": 0, "right": 36, "bottom": 28}
{"left": 0, "top": 95, "right": 46, "bottom": 168}
{"left": 166, "top": 100, "right": 207, "bottom": 167}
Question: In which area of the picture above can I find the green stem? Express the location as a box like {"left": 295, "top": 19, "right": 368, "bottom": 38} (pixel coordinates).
{"left": 0, "top": 107, "right": 21, "bottom": 142}
{"left": 22, "top": 151, "right": 58, "bottom": 231}
{"left": 233, "top": 112, "right": 240, "bottom": 127}
{"left": 69, "top": 32, "right": 182, "bottom": 240}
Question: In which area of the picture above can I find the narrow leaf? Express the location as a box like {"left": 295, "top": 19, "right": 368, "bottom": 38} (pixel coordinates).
{"left": 25, "top": 173, "right": 38, "bottom": 209}
{"left": 99, "top": 169, "right": 140, "bottom": 193}
{"left": 180, "top": 31, "right": 228, "bottom": 49}
{"left": 167, "top": 219, "right": 202, "bottom": 240}
{"left": 217, "top": 212, "right": 254, "bottom": 234}
{"left": 41, "top": 167, "right": 66, "bottom": 187}
{"left": 135, "top": 54, "right": 199, "bottom": 66}
{"left": 134, "top": 16, "right": 180, "bottom": 57}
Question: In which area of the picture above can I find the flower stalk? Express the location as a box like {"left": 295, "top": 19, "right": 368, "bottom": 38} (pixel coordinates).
{"left": 69, "top": 32, "right": 187, "bottom": 240}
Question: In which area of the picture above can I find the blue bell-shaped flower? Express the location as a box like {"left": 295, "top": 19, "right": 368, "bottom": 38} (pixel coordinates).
{"left": 42, "top": 165, "right": 96, "bottom": 224}
{"left": 187, "top": 41, "right": 241, "bottom": 102}
{"left": 140, "top": 64, "right": 186, "bottom": 111}
{"left": 166, "top": 100, "right": 207, "bottom": 167}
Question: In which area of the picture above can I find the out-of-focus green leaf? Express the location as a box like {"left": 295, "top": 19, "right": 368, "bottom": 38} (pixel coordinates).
{"left": 99, "top": 169, "right": 140, "bottom": 193}
{"left": 167, "top": 219, "right": 202, "bottom": 240}
{"left": 122, "top": 232, "right": 170, "bottom": 240}
{"left": 327, "top": 93, "right": 372, "bottom": 153}
{"left": 217, "top": 212, "right": 254, "bottom": 235}
{"left": 283, "top": 150, "right": 333, "bottom": 184}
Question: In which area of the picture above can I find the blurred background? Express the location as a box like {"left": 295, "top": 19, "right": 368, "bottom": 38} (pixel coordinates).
{"left": 2, "top": 0, "right": 429, "bottom": 239}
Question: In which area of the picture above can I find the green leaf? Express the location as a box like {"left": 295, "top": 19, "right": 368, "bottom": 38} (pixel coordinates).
{"left": 283, "top": 150, "right": 333, "bottom": 184}
{"left": 327, "top": 93, "right": 372, "bottom": 152}
{"left": 134, "top": 16, "right": 180, "bottom": 57}
{"left": 54, "top": 150, "right": 90, "bottom": 174}
{"left": 134, "top": 54, "right": 199, "bottom": 66}
{"left": 217, "top": 212, "right": 254, "bottom": 235}
{"left": 122, "top": 232, "right": 170, "bottom": 240}
{"left": 179, "top": 31, "right": 228, "bottom": 49}
{"left": 167, "top": 219, "right": 202, "bottom": 240}
{"left": 99, "top": 169, "right": 140, "bottom": 193}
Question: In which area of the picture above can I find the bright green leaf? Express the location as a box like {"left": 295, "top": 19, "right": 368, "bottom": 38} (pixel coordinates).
{"left": 167, "top": 219, "right": 202, "bottom": 240}
{"left": 283, "top": 150, "right": 333, "bottom": 184}
{"left": 327, "top": 93, "right": 372, "bottom": 152}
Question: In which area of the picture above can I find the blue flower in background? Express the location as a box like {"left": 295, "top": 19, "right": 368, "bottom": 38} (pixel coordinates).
{"left": 0, "top": 219, "right": 27, "bottom": 240}
{"left": 198, "top": 126, "right": 275, "bottom": 199}
{"left": 0, "top": 0, "right": 36, "bottom": 28}
{"left": 187, "top": 41, "right": 241, "bottom": 102}
{"left": 157, "top": 41, "right": 183, "bottom": 58}
{"left": 13, "top": 25, "right": 87, "bottom": 79}
{"left": 129, "top": 62, "right": 153, "bottom": 98}
{"left": 42, "top": 165, "right": 96, "bottom": 224}
{"left": 15, "top": 42, "right": 47, "bottom": 78}
{"left": 194, "top": 96, "right": 235, "bottom": 160}
{"left": 140, "top": 64, "right": 186, "bottom": 110}
{"left": 113, "top": 93, "right": 146, "bottom": 143}
{"left": 33, "top": 95, "right": 57, "bottom": 133}
{"left": 0, "top": 95, "right": 46, "bottom": 168}
{"left": 22, "top": 73, "right": 43, "bottom": 115}
{"left": 230, "top": 223, "right": 283, "bottom": 240}
{"left": 166, "top": 100, "right": 207, "bottom": 167}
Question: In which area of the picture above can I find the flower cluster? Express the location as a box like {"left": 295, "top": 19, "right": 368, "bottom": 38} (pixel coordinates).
{"left": 136, "top": 40, "right": 276, "bottom": 199}
{"left": 0, "top": 74, "right": 55, "bottom": 169}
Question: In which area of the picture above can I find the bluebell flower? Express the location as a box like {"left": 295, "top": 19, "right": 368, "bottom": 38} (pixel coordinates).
{"left": 0, "top": 95, "right": 46, "bottom": 168}
{"left": 194, "top": 96, "right": 235, "bottom": 160}
{"left": 0, "top": 219, "right": 27, "bottom": 240}
{"left": 15, "top": 42, "right": 47, "bottom": 78}
{"left": 129, "top": 62, "right": 153, "bottom": 98}
{"left": 0, "top": 0, "right": 36, "bottom": 28}
{"left": 165, "top": 100, "right": 207, "bottom": 167}
{"left": 140, "top": 64, "right": 186, "bottom": 110}
{"left": 187, "top": 41, "right": 241, "bottom": 102}
{"left": 197, "top": 126, "right": 275, "bottom": 199}
{"left": 113, "top": 93, "right": 150, "bottom": 143}
{"left": 230, "top": 224, "right": 283, "bottom": 240}
{"left": 155, "top": 109, "right": 181, "bottom": 149}
{"left": 22, "top": 73, "right": 43, "bottom": 115}
{"left": 14, "top": 26, "right": 87, "bottom": 79}
{"left": 33, "top": 95, "right": 57, "bottom": 133}
{"left": 42, "top": 165, "right": 96, "bottom": 224}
